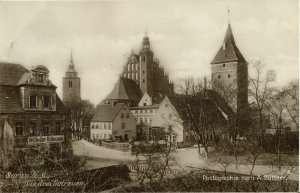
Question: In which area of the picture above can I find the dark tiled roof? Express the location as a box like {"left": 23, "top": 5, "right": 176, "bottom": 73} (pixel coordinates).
{"left": 0, "top": 62, "right": 30, "bottom": 86}
{"left": 211, "top": 24, "right": 246, "bottom": 64}
{"left": 92, "top": 103, "right": 125, "bottom": 122}
{"left": 106, "top": 77, "right": 142, "bottom": 102}
{"left": 129, "top": 104, "right": 160, "bottom": 110}
{"left": 55, "top": 94, "right": 67, "bottom": 113}
{"left": 0, "top": 86, "right": 24, "bottom": 113}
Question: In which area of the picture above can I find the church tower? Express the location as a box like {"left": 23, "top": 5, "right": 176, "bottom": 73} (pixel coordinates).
{"left": 211, "top": 20, "right": 248, "bottom": 131}
{"left": 63, "top": 51, "right": 81, "bottom": 104}
{"left": 139, "top": 33, "right": 154, "bottom": 97}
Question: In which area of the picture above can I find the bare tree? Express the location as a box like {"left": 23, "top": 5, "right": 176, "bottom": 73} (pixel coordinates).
{"left": 248, "top": 60, "right": 275, "bottom": 145}
{"left": 65, "top": 100, "right": 95, "bottom": 140}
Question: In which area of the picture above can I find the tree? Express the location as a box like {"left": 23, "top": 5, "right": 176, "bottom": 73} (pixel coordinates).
{"left": 248, "top": 60, "right": 275, "bottom": 145}
{"left": 65, "top": 100, "right": 95, "bottom": 140}
{"left": 174, "top": 77, "right": 225, "bottom": 160}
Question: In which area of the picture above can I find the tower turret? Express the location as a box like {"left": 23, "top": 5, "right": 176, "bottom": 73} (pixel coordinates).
{"left": 139, "top": 33, "right": 154, "bottom": 97}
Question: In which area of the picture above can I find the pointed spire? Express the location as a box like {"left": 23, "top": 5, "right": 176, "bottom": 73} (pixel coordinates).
{"left": 211, "top": 13, "right": 246, "bottom": 64}
{"left": 70, "top": 49, "right": 74, "bottom": 67}
{"left": 228, "top": 9, "right": 230, "bottom": 24}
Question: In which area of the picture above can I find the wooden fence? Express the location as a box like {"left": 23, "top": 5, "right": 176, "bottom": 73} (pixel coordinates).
{"left": 102, "top": 142, "right": 131, "bottom": 152}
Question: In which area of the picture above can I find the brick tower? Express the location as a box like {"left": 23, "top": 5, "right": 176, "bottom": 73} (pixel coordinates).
{"left": 211, "top": 22, "right": 248, "bottom": 132}
{"left": 63, "top": 51, "right": 81, "bottom": 104}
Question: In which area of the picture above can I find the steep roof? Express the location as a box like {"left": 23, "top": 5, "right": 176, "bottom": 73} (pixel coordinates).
{"left": 0, "top": 62, "right": 30, "bottom": 86}
{"left": 211, "top": 24, "right": 246, "bottom": 64}
{"left": 106, "top": 77, "right": 142, "bottom": 102}
{"left": 0, "top": 86, "right": 24, "bottom": 113}
{"left": 92, "top": 103, "right": 125, "bottom": 122}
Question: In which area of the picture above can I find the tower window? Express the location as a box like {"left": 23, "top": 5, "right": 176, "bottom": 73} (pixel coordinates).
{"left": 218, "top": 75, "right": 221, "bottom": 79}
{"left": 69, "top": 81, "right": 72, "bottom": 88}
{"left": 223, "top": 64, "right": 225, "bottom": 67}
{"left": 228, "top": 74, "right": 231, "bottom": 78}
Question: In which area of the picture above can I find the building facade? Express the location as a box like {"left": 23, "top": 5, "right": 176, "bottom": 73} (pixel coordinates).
{"left": 120, "top": 35, "right": 174, "bottom": 104}
{"left": 0, "top": 63, "right": 69, "bottom": 168}
{"left": 91, "top": 103, "right": 136, "bottom": 141}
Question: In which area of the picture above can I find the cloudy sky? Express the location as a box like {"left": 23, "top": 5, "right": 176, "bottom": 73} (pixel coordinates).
{"left": 0, "top": 0, "right": 298, "bottom": 104}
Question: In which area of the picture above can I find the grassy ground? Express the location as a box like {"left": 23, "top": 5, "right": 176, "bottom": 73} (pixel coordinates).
{"left": 208, "top": 152, "right": 298, "bottom": 166}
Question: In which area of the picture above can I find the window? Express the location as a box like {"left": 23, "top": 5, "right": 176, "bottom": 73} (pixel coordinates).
{"left": 143, "top": 70, "right": 145, "bottom": 74}
{"left": 131, "top": 63, "right": 134, "bottom": 71}
{"left": 121, "top": 122, "right": 125, "bottom": 129}
{"left": 108, "top": 123, "right": 111, "bottom": 129}
{"left": 135, "top": 110, "right": 138, "bottom": 113}
{"left": 127, "top": 64, "right": 130, "bottom": 71}
{"left": 228, "top": 74, "right": 231, "bottom": 78}
{"left": 224, "top": 54, "right": 227, "bottom": 57}
{"left": 93, "top": 133, "right": 95, "bottom": 139}
{"left": 92, "top": 124, "right": 95, "bottom": 129}
{"left": 15, "top": 122, "right": 24, "bottom": 136}
{"left": 69, "top": 81, "right": 72, "bottom": 88}
{"left": 142, "top": 79, "right": 145, "bottom": 83}
{"left": 150, "top": 110, "right": 153, "bottom": 113}
{"left": 96, "top": 124, "right": 99, "bottom": 129}
{"left": 144, "top": 109, "right": 147, "bottom": 113}
{"left": 136, "top": 63, "right": 138, "bottom": 70}
{"left": 29, "top": 95, "right": 37, "bottom": 108}
{"left": 144, "top": 117, "right": 148, "bottom": 123}
{"left": 218, "top": 75, "right": 221, "bottom": 79}
{"left": 104, "top": 134, "right": 107, "bottom": 139}
{"left": 126, "top": 113, "right": 129, "bottom": 118}
{"left": 43, "top": 96, "right": 51, "bottom": 108}
{"left": 143, "top": 56, "right": 145, "bottom": 62}
{"left": 42, "top": 122, "right": 49, "bottom": 135}
{"left": 29, "top": 122, "right": 37, "bottom": 135}
{"left": 97, "top": 134, "right": 99, "bottom": 139}
{"left": 109, "top": 134, "right": 112, "bottom": 139}
{"left": 104, "top": 123, "right": 107, "bottom": 129}
{"left": 143, "top": 103, "right": 146, "bottom": 106}
{"left": 121, "top": 113, "right": 124, "bottom": 118}
{"left": 135, "top": 72, "right": 138, "bottom": 80}
{"left": 223, "top": 64, "right": 225, "bottom": 67}
{"left": 37, "top": 74, "right": 43, "bottom": 82}
{"left": 55, "top": 122, "right": 62, "bottom": 134}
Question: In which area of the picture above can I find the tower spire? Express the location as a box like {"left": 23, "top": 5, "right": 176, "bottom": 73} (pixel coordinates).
{"left": 70, "top": 49, "right": 74, "bottom": 67}
{"left": 228, "top": 9, "right": 230, "bottom": 24}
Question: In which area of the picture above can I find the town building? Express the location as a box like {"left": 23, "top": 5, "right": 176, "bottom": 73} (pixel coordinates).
{"left": 104, "top": 34, "right": 174, "bottom": 106}
{"left": 0, "top": 63, "right": 69, "bottom": 168}
{"left": 90, "top": 103, "right": 136, "bottom": 141}
{"left": 211, "top": 22, "right": 248, "bottom": 133}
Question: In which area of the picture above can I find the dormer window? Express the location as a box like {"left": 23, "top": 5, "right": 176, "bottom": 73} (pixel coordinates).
{"left": 29, "top": 95, "right": 37, "bottom": 108}
{"left": 37, "top": 74, "right": 43, "bottom": 82}
{"left": 43, "top": 96, "right": 52, "bottom": 108}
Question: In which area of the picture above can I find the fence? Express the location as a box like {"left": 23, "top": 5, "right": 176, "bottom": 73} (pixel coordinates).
{"left": 127, "top": 164, "right": 179, "bottom": 176}
{"left": 102, "top": 142, "right": 131, "bottom": 152}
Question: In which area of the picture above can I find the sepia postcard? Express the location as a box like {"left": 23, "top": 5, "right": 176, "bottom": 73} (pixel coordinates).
{"left": 0, "top": 0, "right": 298, "bottom": 192}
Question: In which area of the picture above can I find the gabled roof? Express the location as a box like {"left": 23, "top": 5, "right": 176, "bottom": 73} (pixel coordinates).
{"left": 0, "top": 62, "right": 30, "bottom": 86}
{"left": 211, "top": 24, "right": 246, "bottom": 64}
{"left": 92, "top": 103, "right": 125, "bottom": 122}
{"left": 106, "top": 77, "right": 142, "bottom": 102}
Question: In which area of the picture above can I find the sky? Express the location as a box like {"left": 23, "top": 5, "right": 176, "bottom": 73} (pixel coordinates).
{"left": 0, "top": 0, "right": 298, "bottom": 105}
